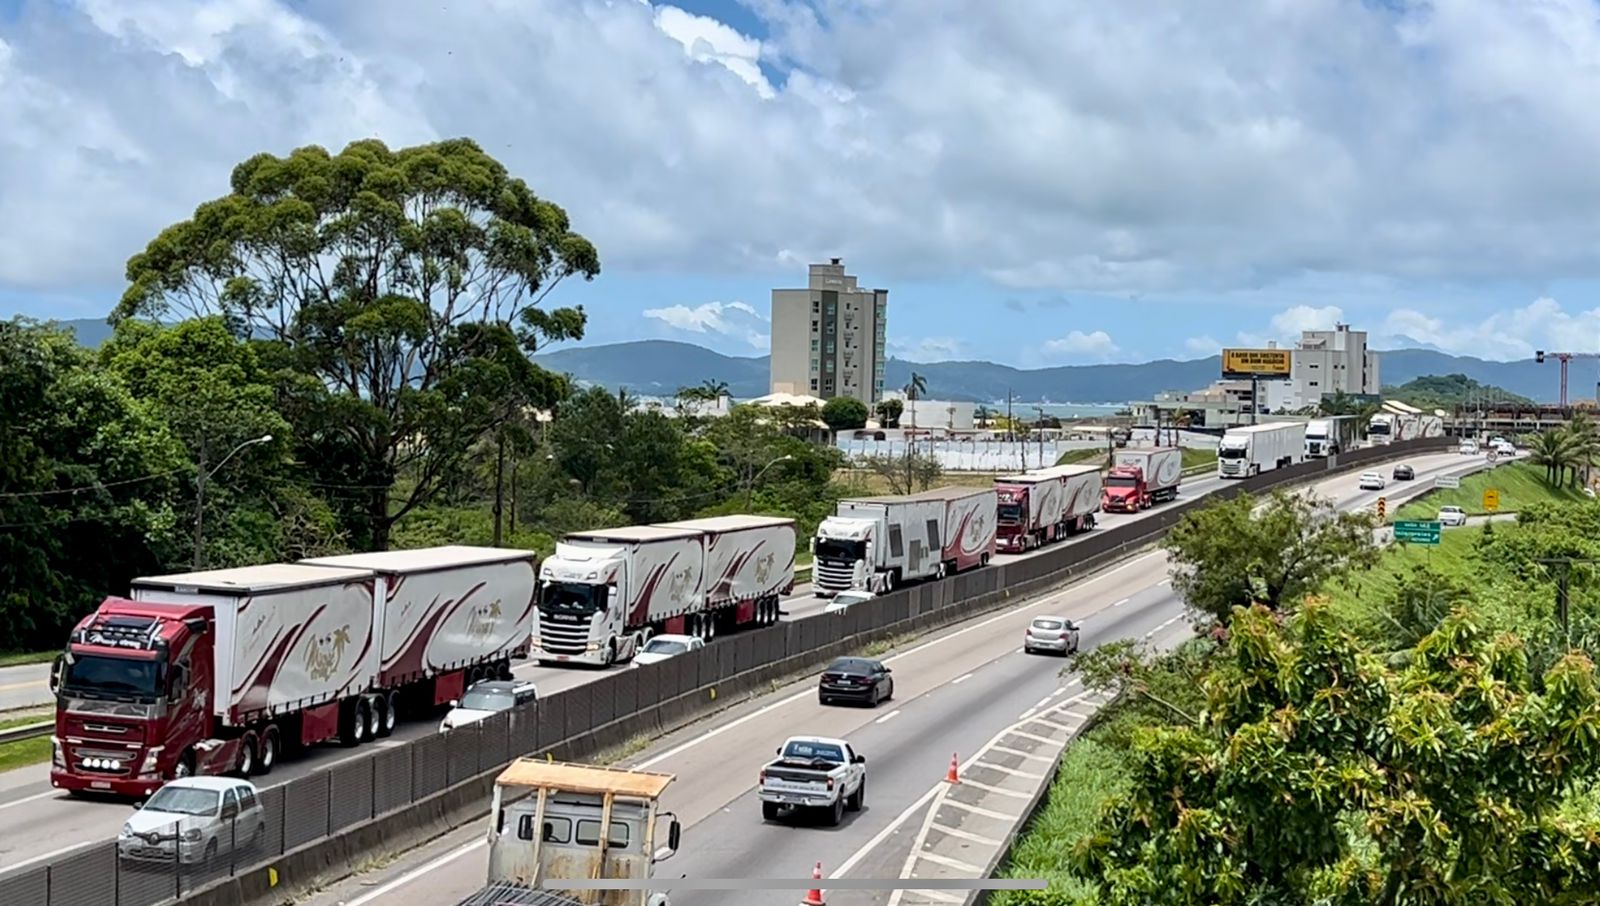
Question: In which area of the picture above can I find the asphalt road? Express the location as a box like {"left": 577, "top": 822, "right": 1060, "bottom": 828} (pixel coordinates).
{"left": 287, "top": 450, "right": 1482, "bottom": 906}
{"left": 0, "top": 468, "right": 1246, "bottom": 875}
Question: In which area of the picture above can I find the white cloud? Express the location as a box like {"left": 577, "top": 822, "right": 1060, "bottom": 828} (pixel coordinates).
{"left": 1270, "top": 305, "right": 1345, "bottom": 337}
{"left": 1042, "top": 330, "right": 1120, "bottom": 361}
{"left": 889, "top": 336, "right": 963, "bottom": 362}
{"left": 13, "top": 0, "right": 1600, "bottom": 308}
{"left": 1376, "top": 296, "right": 1600, "bottom": 361}
{"left": 642, "top": 300, "right": 769, "bottom": 349}
{"left": 1185, "top": 335, "right": 1222, "bottom": 356}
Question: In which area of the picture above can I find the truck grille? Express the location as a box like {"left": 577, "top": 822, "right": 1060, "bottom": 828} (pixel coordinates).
{"left": 813, "top": 560, "right": 854, "bottom": 591}
{"left": 73, "top": 747, "right": 136, "bottom": 775}
{"left": 535, "top": 617, "right": 592, "bottom": 655}
{"left": 1220, "top": 461, "right": 1245, "bottom": 476}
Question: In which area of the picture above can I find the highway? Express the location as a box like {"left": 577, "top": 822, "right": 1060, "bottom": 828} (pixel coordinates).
{"left": 0, "top": 467, "right": 1237, "bottom": 875}
{"left": 288, "top": 450, "right": 1483, "bottom": 906}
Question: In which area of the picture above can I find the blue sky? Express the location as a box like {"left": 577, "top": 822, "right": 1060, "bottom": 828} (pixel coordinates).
{"left": 6, "top": 0, "right": 1600, "bottom": 366}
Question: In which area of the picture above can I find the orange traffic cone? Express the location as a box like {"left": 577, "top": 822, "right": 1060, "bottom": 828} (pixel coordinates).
{"left": 801, "top": 861, "right": 825, "bottom": 905}
{"left": 946, "top": 752, "right": 960, "bottom": 784}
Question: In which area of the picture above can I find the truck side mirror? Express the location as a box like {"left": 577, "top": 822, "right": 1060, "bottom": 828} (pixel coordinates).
{"left": 48, "top": 655, "right": 63, "bottom": 695}
{"left": 668, "top": 818, "right": 681, "bottom": 851}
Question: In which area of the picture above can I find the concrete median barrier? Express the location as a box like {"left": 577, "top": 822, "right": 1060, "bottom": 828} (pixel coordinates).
{"left": 0, "top": 438, "right": 1451, "bottom": 906}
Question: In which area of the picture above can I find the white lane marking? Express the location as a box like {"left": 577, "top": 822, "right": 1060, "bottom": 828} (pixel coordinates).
{"left": 1027, "top": 715, "right": 1079, "bottom": 733}
{"left": 918, "top": 851, "right": 983, "bottom": 873}
{"left": 974, "top": 761, "right": 1044, "bottom": 780}
{"left": 636, "top": 549, "right": 1167, "bottom": 770}
{"left": 342, "top": 838, "right": 483, "bottom": 906}
{"left": 875, "top": 710, "right": 901, "bottom": 725}
{"left": 831, "top": 783, "right": 945, "bottom": 878}
{"left": 989, "top": 744, "right": 1055, "bottom": 763}
{"left": 936, "top": 797, "right": 1015, "bottom": 821}
{"left": 1111, "top": 597, "right": 1130, "bottom": 608}
{"left": 953, "top": 778, "right": 1032, "bottom": 800}
{"left": 1144, "top": 615, "right": 1185, "bottom": 640}
{"left": 0, "top": 788, "right": 64, "bottom": 812}
{"left": 1033, "top": 695, "right": 1053, "bottom": 708}
{"left": 0, "top": 840, "right": 99, "bottom": 874}
{"left": 951, "top": 672, "right": 974, "bottom": 685}
{"left": 1018, "top": 708, "right": 1037, "bottom": 720}
{"left": 1008, "top": 729, "right": 1057, "bottom": 745}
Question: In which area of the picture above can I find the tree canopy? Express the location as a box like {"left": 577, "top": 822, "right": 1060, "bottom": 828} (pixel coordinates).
{"left": 821, "top": 396, "right": 870, "bottom": 431}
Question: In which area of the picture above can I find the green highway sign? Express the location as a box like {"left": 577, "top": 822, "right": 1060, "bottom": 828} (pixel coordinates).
{"left": 1392, "top": 520, "right": 1442, "bottom": 545}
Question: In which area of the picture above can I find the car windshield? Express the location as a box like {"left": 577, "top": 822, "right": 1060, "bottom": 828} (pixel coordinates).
{"left": 644, "top": 639, "right": 689, "bottom": 656}
{"left": 1442, "top": 507, "right": 1463, "bottom": 514}
{"left": 782, "top": 740, "right": 845, "bottom": 762}
{"left": 61, "top": 654, "right": 161, "bottom": 701}
{"left": 143, "top": 786, "right": 221, "bottom": 816}
{"left": 458, "top": 689, "right": 516, "bottom": 712}
{"left": 1032, "top": 619, "right": 1063, "bottom": 630}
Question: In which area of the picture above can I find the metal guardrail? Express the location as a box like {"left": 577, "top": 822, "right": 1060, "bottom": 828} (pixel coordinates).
{"left": 0, "top": 721, "right": 50, "bottom": 746}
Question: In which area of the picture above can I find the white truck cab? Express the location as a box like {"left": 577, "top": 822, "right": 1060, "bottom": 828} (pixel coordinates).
{"left": 465, "top": 758, "right": 682, "bottom": 906}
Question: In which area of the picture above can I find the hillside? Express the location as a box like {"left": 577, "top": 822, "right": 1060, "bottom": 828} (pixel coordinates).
{"left": 1384, "top": 373, "right": 1534, "bottom": 410}
{"left": 33, "top": 317, "right": 1579, "bottom": 403}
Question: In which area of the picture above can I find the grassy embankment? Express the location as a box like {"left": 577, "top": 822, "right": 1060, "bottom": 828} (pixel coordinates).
{"left": 1392, "top": 460, "right": 1587, "bottom": 521}
{"left": 990, "top": 461, "right": 1580, "bottom": 903}
{"left": 0, "top": 711, "right": 53, "bottom": 773}
{"left": 0, "top": 651, "right": 54, "bottom": 668}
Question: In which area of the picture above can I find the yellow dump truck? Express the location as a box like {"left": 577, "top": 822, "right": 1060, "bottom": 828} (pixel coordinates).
{"left": 456, "top": 758, "right": 681, "bottom": 906}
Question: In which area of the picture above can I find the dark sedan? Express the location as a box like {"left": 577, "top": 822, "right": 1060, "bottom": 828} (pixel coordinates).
{"left": 818, "top": 657, "right": 894, "bottom": 707}
{"left": 1392, "top": 464, "right": 1415, "bottom": 481}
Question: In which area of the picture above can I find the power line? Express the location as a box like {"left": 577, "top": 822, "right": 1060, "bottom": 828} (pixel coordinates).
{"left": 0, "top": 467, "right": 192, "bottom": 499}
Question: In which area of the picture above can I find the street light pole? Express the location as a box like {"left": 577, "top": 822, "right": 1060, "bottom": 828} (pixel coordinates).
{"left": 745, "top": 454, "right": 793, "bottom": 511}
{"left": 193, "top": 434, "right": 273, "bottom": 569}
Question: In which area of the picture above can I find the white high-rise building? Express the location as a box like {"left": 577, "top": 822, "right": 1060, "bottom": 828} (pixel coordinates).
{"left": 1289, "top": 323, "right": 1380, "bottom": 409}
{"left": 769, "top": 258, "right": 888, "bottom": 405}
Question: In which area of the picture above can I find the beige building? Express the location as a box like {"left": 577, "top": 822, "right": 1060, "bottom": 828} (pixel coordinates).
{"left": 769, "top": 258, "right": 887, "bottom": 404}
{"left": 1289, "top": 323, "right": 1380, "bottom": 408}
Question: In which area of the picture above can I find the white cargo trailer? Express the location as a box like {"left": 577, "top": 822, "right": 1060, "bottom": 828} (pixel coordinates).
{"left": 535, "top": 515, "right": 795, "bottom": 667}
{"left": 1217, "top": 422, "right": 1306, "bottom": 478}
{"left": 812, "top": 486, "right": 997, "bottom": 596}
{"left": 1304, "top": 416, "right": 1363, "bottom": 457}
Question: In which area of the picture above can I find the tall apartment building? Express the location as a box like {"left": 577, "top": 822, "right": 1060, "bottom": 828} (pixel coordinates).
{"left": 1291, "top": 323, "right": 1380, "bottom": 407}
{"left": 769, "top": 258, "right": 887, "bottom": 404}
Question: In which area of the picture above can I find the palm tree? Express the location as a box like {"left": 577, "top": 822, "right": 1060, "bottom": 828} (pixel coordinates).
{"left": 1527, "top": 429, "right": 1577, "bottom": 486}
{"left": 903, "top": 371, "right": 927, "bottom": 433}
{"left": 1563, "top": 411, "right": 1600, "bottom": 487}
{"left": 699, "top": 378, "right": 730, "bottom": 400}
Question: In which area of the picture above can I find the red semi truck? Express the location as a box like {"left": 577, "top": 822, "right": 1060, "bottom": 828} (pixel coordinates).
{"left": 1101, "top": 447, "right": 1184, "bottom": 513}
{"left": 48, "top": 546, "right": 537, "bottom": 798}
{"left": 992, "top": 464, "right": 1102, "bottom": 554}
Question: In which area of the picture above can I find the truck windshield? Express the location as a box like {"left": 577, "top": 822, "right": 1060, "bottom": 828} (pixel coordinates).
{"left": 814, "top": 538, "right": 863, "bottom": 562}
{"left": 1218, "top": 444, "right": 1247, "bottom": 460}
{"left": 1105, "top": 476, "right": 1138, "bottom": 489}
{"left": 61, "top": 654, "right": 161, "bottom": 700}
{"left": 782, "top": 740, "right": 845, "bottom": 762}
{"left": 540, "top": 582, "right": 603, "bottom": 616}
{"left": 997, "top": 503, "right": 1023, "bottom": 524}
{"left": 1369, "top": 423, "right": 1390, "bottom": 436}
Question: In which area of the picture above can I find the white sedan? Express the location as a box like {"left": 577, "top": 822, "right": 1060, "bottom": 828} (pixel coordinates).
{"left": 1358, "top": 471, "right": 1386, "bottom": 490}
{"left": 631, "top": 633, "right": 704, "bottom": 667}
{"left": 1439, "top": 505, "right": 1468, "bottom": 527}
{"left": 823, "top": 589, "right": 876, "bottom": 615}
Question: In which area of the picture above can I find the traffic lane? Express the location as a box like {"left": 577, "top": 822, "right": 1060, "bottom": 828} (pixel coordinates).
{"left": 294, "top": 554, "right": 1181, "bottom": 906}
{"left": 0, "top": 663, "right": 51, "bottom": 714}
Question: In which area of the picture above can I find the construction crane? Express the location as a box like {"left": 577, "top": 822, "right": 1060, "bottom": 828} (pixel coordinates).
{"left": 1534, "top": 350, "right": 1600, "bottom": 407}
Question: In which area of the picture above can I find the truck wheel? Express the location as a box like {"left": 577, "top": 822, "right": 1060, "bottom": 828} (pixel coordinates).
{"left": 934, "top": 561, "right": 947, "bottom": 580}
{"left": 339, "top": 701, "right": 363, "bottom": 748}
{"left": 236, "top": 737, "right": 256, "bottom": 777}
{"left": 848, "top": 779, "right": 865, "bottom": 811}
{"left": 173, "top": 749, "right": 195, "bottom": 780}
{"left": 377, "top": 692, "right": 398, "bottom": 737}
{"left": 762, "top": 802, "right": 780, "bottom": 822}
{"left": 257, "top": 729, "right": 278, "bottom": 776}
{"left": 826, "top": 798, "right": 844, "bottom": 826}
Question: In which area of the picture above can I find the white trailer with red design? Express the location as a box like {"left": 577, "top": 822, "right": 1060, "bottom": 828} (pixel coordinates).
{"left": 534, "top": 515, "right": 796, "bottom": 668}
{"left": 811, "top": 486, "right": 997, "bottom": 596}
{"left": 993, "top": 463, "right": 1102, "bottom": 553}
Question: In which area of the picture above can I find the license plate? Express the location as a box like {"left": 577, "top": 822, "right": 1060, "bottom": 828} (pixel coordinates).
{"left": 92, "top": 781, "right": 110, "bottom": 789}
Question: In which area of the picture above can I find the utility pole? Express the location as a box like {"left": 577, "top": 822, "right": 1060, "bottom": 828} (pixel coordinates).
{"left": 1535, "top": 556, "right": 1597, "bottom": 639}
{"left": 193, "top": 433, "right": 273, "bottom": 569}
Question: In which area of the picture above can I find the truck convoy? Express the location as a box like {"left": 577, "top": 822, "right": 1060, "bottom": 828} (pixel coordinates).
{"left": 1217, "top": 422, "right": 1307, "bottom": 478}
{"left": 48, "top": 546, "right": 538, "bottom": 798}
{"left": 1367, "top": 400, "right": 1445, "bottom": 445}
{"left": 457, "top": 758, "right": 679, "bottom": 906}
{"left": 1304, "top": 415, "right": 1363, "bottom": 458}
{"left": 812, "top": 486, "right": 998, "bottom": 596}
{"left": 1100, "top": 448, "right": 1183, "bottom": 513}
{"left": 993, "top": 463, "right": 1103, "bottom": 552}
{"left": 535, "top": 515, "right": 796, "bottom": 667}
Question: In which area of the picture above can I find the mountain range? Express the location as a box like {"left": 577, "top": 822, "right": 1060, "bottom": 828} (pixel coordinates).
{"left": 40, "top": 317, "right": 1574, "bottom": 404}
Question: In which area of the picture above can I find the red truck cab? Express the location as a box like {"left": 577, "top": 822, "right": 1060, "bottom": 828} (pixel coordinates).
{"left": 49, "top": 601, "right": 227, "bottom": 798}
{"left": 994, "top": 486, "right": 1030, "bottom": 552}
{"left": 1101, "top": 465, "right": 1150, "bottom": 513}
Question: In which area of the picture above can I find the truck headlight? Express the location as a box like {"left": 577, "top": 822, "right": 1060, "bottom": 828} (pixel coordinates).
{"left": 140, "top": 746, "right": 164, "bottom": 774}
{"left": 51, "top": 737, "right": 64, "bottom": 769}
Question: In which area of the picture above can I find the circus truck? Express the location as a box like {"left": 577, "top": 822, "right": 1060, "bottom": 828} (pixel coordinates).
{"left": 993, "top": 464, "right": 1103, "bottom": 553}
{"left": 47, "top": 547, "right": 538, "bottom": 798}
{"left": 812, "top": 486, "right": 997, "bottom": 596}
{"left": 1367, "top": 401, "right": 1445, "bottom": 445}
{"left": 1101, "top": 447, "right": 1183, "bottom": 513}
{"left": 534, "top": 515, "right": 796, "bottom": 667}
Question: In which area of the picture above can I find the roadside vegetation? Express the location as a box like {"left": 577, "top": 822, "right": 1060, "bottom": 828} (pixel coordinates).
{"left": 1394, "top": 460, "right": 1587, "bottom": 520}
{"left": 0, "top": 711, "right": 53, "bottom": 773}
{"left": 994, "top": 445, "right": 1600, "bottom": 905}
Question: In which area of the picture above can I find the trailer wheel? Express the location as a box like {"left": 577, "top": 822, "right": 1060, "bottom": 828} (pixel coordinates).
{"left": 236, "top": 735, "right": 257, "bottom": 777}
{"left": 377, "top": 692, "right": 398, "bottom": 737}
{"left": 257, "top": 729, "right": 278, "bottom": 776}
{"left": 934, "top": 561, "right": 947, "bottom": 580}
{"left": 172, "top": 748, "right": 196, "bottom": 780}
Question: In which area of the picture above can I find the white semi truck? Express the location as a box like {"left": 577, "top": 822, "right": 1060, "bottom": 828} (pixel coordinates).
{"left": 1217, "top": 422, "right": 1307, "bottom": 478}
{"left": 812, "top": 486, "right": 997, "bottom": 596}
{"left": 534, "top": 515, "right": 795, "bottom": 667}
{"left": 1367, "top": 401, "right": 1445, "bottom": 445}
{"left": 457, "top": 758, "right": 680, "bottom": 906}
{"left": 1304, "top": 415, "right": 1363, "bottom": 458}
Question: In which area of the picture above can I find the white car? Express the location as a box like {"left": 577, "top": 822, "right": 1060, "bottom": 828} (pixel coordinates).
{"left": 1358, "top": 471, "right": 1386, "bottom": 490}
{"left": 440, "top": 679, "right": 537, "bottom": 732}
{"left": 631, "top": 633, "right": 704, "bottom": 666}
{"left": 118, "top": 777, "right": 265, "bottom": 864}
{"left": 1459, "top": 440, "right": 1480, "bottom": 455}
{"left": 823, "top": 589, "right": 875, "bottom": 615}
{"left": 1439, "top": 505, "right": 1468, "bottom": 527}
{"left": 1493, "top": 440, "right": 1516, "bottom": 456}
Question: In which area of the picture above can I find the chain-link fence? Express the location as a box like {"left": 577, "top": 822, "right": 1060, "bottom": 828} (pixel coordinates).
{"left": 0, "top": 436, "right": 1453, "bottom": 906}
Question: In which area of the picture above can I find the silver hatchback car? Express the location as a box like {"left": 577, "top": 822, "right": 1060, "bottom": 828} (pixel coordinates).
{"left": 1024, "top": 616, "right": 1081, "bottom": 656}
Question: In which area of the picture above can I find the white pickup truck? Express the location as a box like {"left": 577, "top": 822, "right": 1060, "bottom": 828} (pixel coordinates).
{"left": 758, "top": 736, "right": 867, "bottom": 826}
